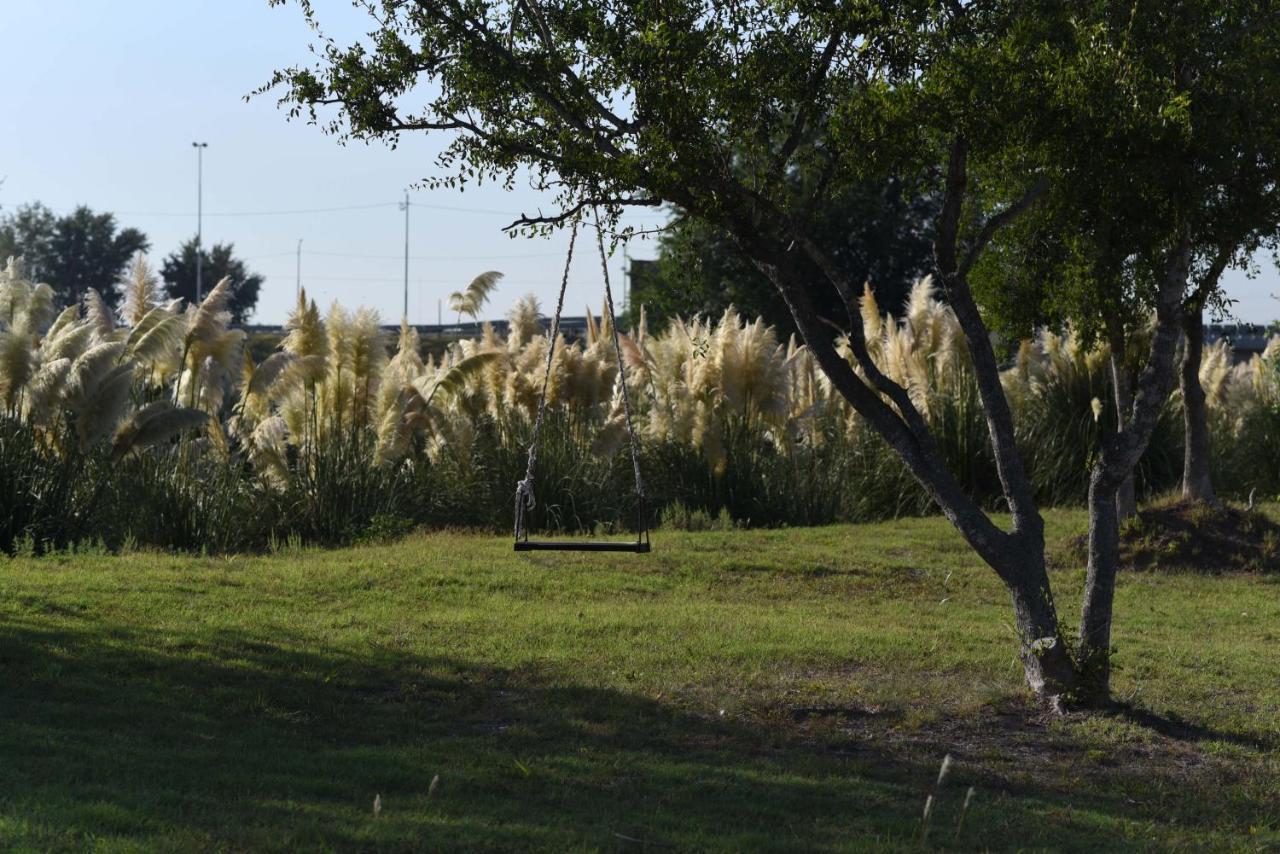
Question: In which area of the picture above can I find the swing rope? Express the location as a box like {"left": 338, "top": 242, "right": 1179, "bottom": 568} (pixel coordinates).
{"left": 513, "top": 206, "right": 647, "bottom": 547}
{"left": 513, "top": 216, "right": 578, "bottom": 540}
{"left": 591, "top": 206, "right": 647, "bottom": 526}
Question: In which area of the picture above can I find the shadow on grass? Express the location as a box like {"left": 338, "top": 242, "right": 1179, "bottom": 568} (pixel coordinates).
{"left": 0, "top": 620, "right": 1269, "bottom": 851}
{"left": 1106, "top": 702, "right": 1279, "bottom": 752}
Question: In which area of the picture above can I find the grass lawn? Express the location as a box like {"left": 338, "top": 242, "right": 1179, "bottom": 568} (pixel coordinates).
{"left": 1, "top": 508, "right": 1278, "bottom": 852}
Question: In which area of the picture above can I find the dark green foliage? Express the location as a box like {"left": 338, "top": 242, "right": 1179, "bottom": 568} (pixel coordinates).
{"left": 161, "top": 239, "right": 263, "bottom": 323}
{"left": 631, "top": 179, "right": 938, "bottom": 336}
{"left": 0, "top": 420, "right": 99, "bottom": 552}
{"left": 108, "top": 447, "right": 266, "bottom": 554}
{"left": 0, "top": 202, "right": 149, "bottom": 310}
{"left": 281, "top": 430, "right": 409, "bottom": 545}
{"left": 1012, "top": 359, "right": 1182, "bottom": 507}
{"left": 1211, "top": 356, "right": 1280, "bottom": 501}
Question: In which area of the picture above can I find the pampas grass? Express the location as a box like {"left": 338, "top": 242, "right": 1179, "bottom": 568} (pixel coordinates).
{"left": 4, "top": 253, "right": 1279, "bottom": 554}
{"left": 449, "top": 271, "right": 504, "bottom": 324}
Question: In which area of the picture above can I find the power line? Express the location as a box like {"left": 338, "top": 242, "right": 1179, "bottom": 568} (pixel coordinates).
{"left": 247, "top": 248, "right": 565, "bottom": 262}
{"left": 265, "top": 273, "right": 613, "bottom": 285}
{"left": 244, "top": 250, "right": 302, "bottom": 261}
{"left": 46, "top": 200, "right": 518, "bottom": 218}
{"left": 41, "top": 199, "right": 671, "bottom": 221}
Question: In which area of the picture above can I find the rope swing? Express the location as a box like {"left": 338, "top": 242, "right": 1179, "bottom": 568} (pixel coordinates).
{"left": 513, "top": 208, "right": 650, "bottom": 553}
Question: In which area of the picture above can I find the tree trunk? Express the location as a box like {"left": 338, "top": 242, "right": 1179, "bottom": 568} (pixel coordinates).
{"left": 1108, "top": 345, "right": 1137, "bottom": 521}
{"left": 1000, "top": 545, "right": 1078, "bottom": 707}
{"left": 1181, "top": 301, "right": 1217, "bottom": 504}
{"left": 1078, "top": 470, "right": 1120, "bottom": 695}
{"left": 727, "top": 141, "right": 1080, "bottom": 706}
{"left": 1078, "top": 233, "right": 1191, "bottom": 701}
{"left": 746, "top": 230, "right": 1078, "bottom": 705}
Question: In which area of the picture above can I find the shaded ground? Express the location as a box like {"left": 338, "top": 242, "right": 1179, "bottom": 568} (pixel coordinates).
{"left": 1, "top": 508, "right": 1278, "bottom": 851}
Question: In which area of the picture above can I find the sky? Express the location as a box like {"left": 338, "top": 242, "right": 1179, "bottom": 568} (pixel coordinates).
{"left": 1, "top": 0, "right": 1276, "bottom": 327}
{"left": 0, "top": 0, "right": 666, "bottom": 326}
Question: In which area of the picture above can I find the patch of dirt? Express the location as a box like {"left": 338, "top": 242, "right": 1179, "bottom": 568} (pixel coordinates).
{"left": 765, "top": 693, "right": 1274, "bottom": 812}
{"left": 1070, "top": 500, "right": 1280, "bottom": 573}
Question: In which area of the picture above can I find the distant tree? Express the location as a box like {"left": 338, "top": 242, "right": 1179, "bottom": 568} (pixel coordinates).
{"left": 161, "top": 239, "right": 263, "bottom": 324}
{"left": 632, "top": 180, "right": 938, "bottom": 335}
{"left": 0, "top": 204, "right": 55, "bottom": 276}
{"left": 0, "top": 202, "right": 149, "bottom": 310}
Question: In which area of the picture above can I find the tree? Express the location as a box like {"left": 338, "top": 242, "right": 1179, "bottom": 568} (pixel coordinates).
{"left": 0, "top": 202, "right": 149, "bottom": 310}
{"left": 263, "top": 0, "right": 1280, "bottom": 707}
{"left": 967, "top": 3, "right": 1280, "bottom": 690}
{"left": 1175, "top": 34, "right": 1280, "bottom": 505}
{"left": 962, "top": 0, "right": 1280, "bottom": 691}
{"left": 161, "top": 239, "right": 263, "bottom": 324}
{"left": 973, "top": 6, "right": 1280, "bottom": 520}
{"left": 633, "top": 179, "right": 938, "bottom": 336}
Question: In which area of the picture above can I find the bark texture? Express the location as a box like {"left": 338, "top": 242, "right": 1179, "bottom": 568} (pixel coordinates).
{"left": 1179, "top": 244, "right": 1232, "bottom": 504}
{"left": 1108, "top": 348, "right": 1138, "bottom": 520}
{"left": 1078, "top": 234, "right": 1191, "bottom": 698}
{"left": 1180, "top": 303, "right": 1217, "bottom": 503}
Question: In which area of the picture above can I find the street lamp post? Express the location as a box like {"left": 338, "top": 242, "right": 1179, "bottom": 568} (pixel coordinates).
{"left": 296, "top": 238, "right": 303, "bottom": 301}
{"left": 192, "top": 142, "right": 208, "bottom": 304}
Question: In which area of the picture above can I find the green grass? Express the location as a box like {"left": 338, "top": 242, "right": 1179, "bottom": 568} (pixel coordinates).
{"left": 1, "top": 508, "right": 1278, "bottom": 851}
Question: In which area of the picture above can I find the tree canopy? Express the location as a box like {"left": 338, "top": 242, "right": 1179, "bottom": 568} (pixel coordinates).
{"left": 161, "top": 239, "right": 263, "bottom": 324}
{"left": 970, "top": 3, "right": 1280, "bottom": 344}
{"left": 631, "top": 178, "right": 937, "bottom": 335}
{"left": 0, "top": 202, "right": 149, "bottom": 310}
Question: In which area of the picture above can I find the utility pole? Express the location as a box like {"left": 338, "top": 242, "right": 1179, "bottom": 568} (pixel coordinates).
{"left": 399, "top": 191, "right": 410, "bottom": 321}
{"left": 192, "top": 142, "right": 208, "bottom": 303}
{"left": 296, "top": 238, "right": 303, "bottom": 301}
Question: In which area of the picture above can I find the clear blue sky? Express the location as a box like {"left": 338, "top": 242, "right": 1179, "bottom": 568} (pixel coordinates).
{"left": 1, "top": 0, "right": 1276, "bottom": 326}
{"left": 0, "top": 0, "right": 666, "bottom": 325}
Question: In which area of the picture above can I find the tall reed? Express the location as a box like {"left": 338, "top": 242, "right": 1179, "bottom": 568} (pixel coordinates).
{"left": 2, "top": 255, "right": 1277, "bottom": 554}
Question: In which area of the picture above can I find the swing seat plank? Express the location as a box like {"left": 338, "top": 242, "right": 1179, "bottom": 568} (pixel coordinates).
{"left": 515, "top": 540, "right": 650, "bottom": 553}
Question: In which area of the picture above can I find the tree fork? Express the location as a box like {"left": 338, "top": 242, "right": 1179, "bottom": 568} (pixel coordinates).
{"left": 741, "top": 227, "right": 1078, "bottom": 706}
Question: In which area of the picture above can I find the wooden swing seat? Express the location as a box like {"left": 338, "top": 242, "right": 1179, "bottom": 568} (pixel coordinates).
{"left": 514, "top": 540, "right": 650, "bottom": 553}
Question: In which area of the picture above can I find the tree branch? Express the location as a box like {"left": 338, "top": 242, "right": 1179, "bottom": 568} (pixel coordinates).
{"left": 1097, "top": 228, "right": 1191, "bottom": 483}
{"left": 958, "top": 176, "right": 1049, "bottom": 279}
{"left": 748, "top": 236, "right": 1017, "bottom": 576}
{"left": 1185, "top": 241, "right": 1234, "bottom": 311}
{"left": 934, "top": 138, "right": 1043, "bottom": 538}
{"left": 772, "top": 30, "right": 844, "bottom": 176}
{"left": 515, "top": 0, "right": 642, "bottom": 134}
{"left": 505, "top": 196, "right": 660, "bottom": 231}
